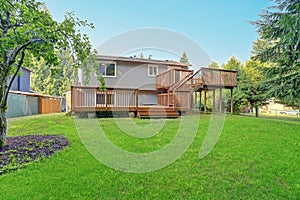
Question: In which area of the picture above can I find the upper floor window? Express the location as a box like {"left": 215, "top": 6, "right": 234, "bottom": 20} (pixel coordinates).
{"left": 148, "top": 65, "right": 158, "bottom": 76}
{"left": 98, "top": 62, "right": 116, "bottom": 77}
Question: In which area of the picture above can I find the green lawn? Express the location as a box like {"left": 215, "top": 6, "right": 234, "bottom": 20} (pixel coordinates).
{"left": 0, "top": 113, "right": 299, "bottom": 199}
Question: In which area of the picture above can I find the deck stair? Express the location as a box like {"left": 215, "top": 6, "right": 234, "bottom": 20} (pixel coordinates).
{"left": 137, "top": 106, "right": 179, "bottom": 118}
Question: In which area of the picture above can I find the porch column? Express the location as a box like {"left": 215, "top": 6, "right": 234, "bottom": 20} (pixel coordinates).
{"left": 135, "top": 89, "right": 139, "bottom": 110}
{"left": 199, "top": 90, "right": 202, "bottom": 112}
{"left": 213, "top": 89, "right": 216, "bottom": 113}
{"left": 194, "top": 91, "right": 198, "bottom": 111}
{"left": 230, "top": 88, "right": 233, "bottom": 114}
{"left": 204, "top": 89, "right": 207, "bottom": 114}
{"left": 219, "top": 88, "right": 222, "bottom": 113}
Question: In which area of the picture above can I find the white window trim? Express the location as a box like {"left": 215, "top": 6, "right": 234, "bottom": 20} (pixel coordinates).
{"left": 95, "top": 62, "right": 117, "bottom": 78}
{"left": 148, "top": 65, "right": 158, "bottom": 77}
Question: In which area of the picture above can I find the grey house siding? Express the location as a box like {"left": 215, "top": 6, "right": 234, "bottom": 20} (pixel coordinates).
{"left": 10, "top": 67, "right": 31, "bottom": 92}
{"left": 82, "top": 61, "right": 167, "bottom": 90}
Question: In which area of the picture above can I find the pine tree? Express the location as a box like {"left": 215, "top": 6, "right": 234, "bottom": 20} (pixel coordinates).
{"left": 180, "top": 52, "right": 189, "bottom": 64}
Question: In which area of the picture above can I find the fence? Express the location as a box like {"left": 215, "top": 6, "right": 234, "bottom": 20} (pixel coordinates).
{"left": 39, "top": 97, "right": 61, "bottom": 114}
{"left": 7, "top": 93, "right": 39, "bottom": 118}
{"left": 7, "top": 91, "right": 61, "bottom": 118}
{"left": 239, "top": 107, "right": 299, "bottom": 122}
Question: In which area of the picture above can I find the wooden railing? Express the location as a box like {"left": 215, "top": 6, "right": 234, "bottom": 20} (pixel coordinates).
{"left": 156, "top": 69, "right": 193, "bottom": 90}
{"left": 71, "top": 86, "right": 159, "bottom": 112}
{"left": 157, "top": 93, "right": 175, "bottom": 107}
{"left": 71, "top": 86, "right": 138, "bottom": 111}
{"left": 201, "top": 68, "right": 236, "bottom": 87}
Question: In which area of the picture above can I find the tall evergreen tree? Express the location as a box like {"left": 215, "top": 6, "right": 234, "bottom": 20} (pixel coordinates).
{"left": 252, "top": 0, "right": 300, "bottom": 107}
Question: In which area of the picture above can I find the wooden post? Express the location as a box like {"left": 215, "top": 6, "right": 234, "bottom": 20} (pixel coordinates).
{"left": 38, "top": 96, "right": 43, "bottom": 114}
{"left": 135, "top": 89, "right": 139, "bottom": 110}
{"left": 230, "top": 88, "right": 233, "bottom": 114}
{"left": 204, "top": 89, "right": 207, "bottom": 114}
{"left": 219, "top": 88, "right": 222, "bottom": 113}
{"left": 199, "top": 90, "right": 202, "bottom": 112}
{"left": 195, "top": 91, "right": 198, "bottom": 111}
{"left": 105, "top": 89, "right": 108, "bottom": 111}
{"left": 213, "top": 89, "right": 216, "bottom": 113}
{"left": 70, "top": 86, "right": 73, "bottom": 112}
{"left": 173, "top": 93, "right": 175, "bottom": 109}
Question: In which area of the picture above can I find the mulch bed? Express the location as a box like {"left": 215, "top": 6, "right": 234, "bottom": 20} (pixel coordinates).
{"left": 0, "top": 135, "right": 69, "bottom": 174}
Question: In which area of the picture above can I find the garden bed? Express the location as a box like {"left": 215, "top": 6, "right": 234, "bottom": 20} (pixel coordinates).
{"left": 0, "top": 135, "right": 69, "bottom": 174}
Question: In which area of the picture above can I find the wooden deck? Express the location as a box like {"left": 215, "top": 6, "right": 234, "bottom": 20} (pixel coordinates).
{"left": 69, "top": 68, "right": 237, "bottom": 117}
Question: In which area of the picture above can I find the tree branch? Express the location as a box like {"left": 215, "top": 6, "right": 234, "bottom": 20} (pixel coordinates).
{"left": 5, "top": 38, "right": 44, "bottom": 67}
{"left": 4, "top": 51, "right": 26, "bottom": 104}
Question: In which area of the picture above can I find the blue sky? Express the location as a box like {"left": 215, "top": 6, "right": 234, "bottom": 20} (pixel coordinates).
{"left": 41, "top": 0, "right": 272, "bottom": 65}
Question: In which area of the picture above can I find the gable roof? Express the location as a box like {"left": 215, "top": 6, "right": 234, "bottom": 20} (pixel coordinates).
{"left": 96, "top": 55, "right": 190, "bottom": 68}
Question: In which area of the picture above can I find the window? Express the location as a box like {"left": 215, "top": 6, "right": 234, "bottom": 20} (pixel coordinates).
{"left": 148, "top": 65, "right": 158, "bottom": 76}
{"left": 96, "top": 91, "right": 115, "bottom": 105}
{"left": 98, "top": 62, "right": 116, "bottom": 77}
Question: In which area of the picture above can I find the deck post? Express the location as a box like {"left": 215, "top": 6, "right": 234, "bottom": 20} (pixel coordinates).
{"left": 105, "top": 89, "right": 108, "bottom": 111}
{"left": 213, "top": 89, "right": 216, "bottom": 113}
{"left": 135, "top": 89, "right": 139, "bottom": 110}
{"left": 204, "top": 89, "right": 207, "bottom": 114}
{"left": 219, "top": 88, "right": 222, "bottom": 113}
{"left": 173, "top": 93, "right": 175, "bottom": 109}
{"left": 199, "top": 90, "right": 202, "bottom": 112}
{"left": 194, "top": 91, "right": 197, "bottom": 111}
{"left": 230, "top": 88, "right": 233, "bottom": 114}
{"left": 70, "top": 86, "right": 73, "bottom": 112}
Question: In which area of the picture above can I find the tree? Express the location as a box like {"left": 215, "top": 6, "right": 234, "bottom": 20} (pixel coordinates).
{"left": 252, "top": 0, "right": 300, "bottom": 107}
{"left": 180, "top": 52, "right": 189, "bottom": 64}
{"left": 222, "top": 56, "right": 243, "bottom": 71}
{"left": 208, "top": 61, "right": 219, "bottom": 69}
{"left": 0, "top": 0, "right": 101, "bottom": 148}
{"left": 29, "top": 49, "right": 101, "bottom": 97}
{"left": 234, "top": 59, "right": 267, "bottom": 117}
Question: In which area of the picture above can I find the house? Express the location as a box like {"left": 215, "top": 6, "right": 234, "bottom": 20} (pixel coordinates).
{"left": 10, "top": 66, "right": 31, "bottom": 92}
{"left": 68, "top": 55, "right": 237, "bottom": 118}
{"left": 7, "top": 67, "right": 61, "bottom": 118}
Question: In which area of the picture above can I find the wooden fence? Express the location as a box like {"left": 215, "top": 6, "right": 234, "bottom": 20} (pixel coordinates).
{"left": 38, "top": 97, "right": 61, "bottom": 114}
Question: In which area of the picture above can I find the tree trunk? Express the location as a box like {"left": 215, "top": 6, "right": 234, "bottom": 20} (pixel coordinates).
{"left": 0, "top": 107, "right": 7, "bottom": 149}
{"left": 255, "top": 106, "right": 259, "bottom": 117}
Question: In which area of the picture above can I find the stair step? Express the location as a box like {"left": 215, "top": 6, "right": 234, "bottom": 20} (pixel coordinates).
{"left": 137, "top": 106, "right": 179, "bottom": 118}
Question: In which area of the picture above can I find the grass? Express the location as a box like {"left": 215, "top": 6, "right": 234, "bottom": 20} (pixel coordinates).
{"left": 0, "top": 113, "right": 299, "bottom": 199}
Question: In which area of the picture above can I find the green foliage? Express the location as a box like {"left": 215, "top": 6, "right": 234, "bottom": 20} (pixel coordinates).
{"left": 222, "top": 56, "right": 243, "bottom": 71}
{"left": 180, "top": 52, "right": 189, "bottom": 64}
{"left": 1, "top": 114, "right": 299, "bottom": 198}
{"left": 208, "top": 61, "right": 219, "bottom": 69}
{"left": 233, "top": 59, "right": 268, "bottom": 116}
{"left": 252, "top": 0, "right": 300, "bottom": 106}
{"left": 0, "top": 0, "right": 104, "bottom": 145}
{"left": 222, "top": 56, "right": 267, "bottom": 116}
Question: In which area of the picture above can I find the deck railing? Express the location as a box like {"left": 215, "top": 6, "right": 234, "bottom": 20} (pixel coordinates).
{"left": 156, "top": 69, "right": 193, "bottom": 90}
{"left": 201, "top": 68, "right": 237, "bottom": 87}
{"left": 71, "top": 86, "right": 138, "bottom": 112}
{"left": 157, "top": 93, "right": 175, "bottom": 107}
{"left": 71, "top": 86, "right": 160, "bottom": 112}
